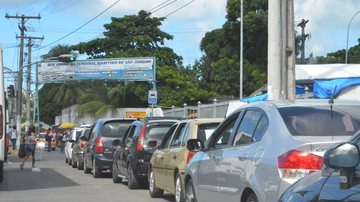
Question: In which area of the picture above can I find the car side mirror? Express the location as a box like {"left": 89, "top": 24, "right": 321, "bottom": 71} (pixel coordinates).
{"left": 324, "top": 143, "right": 359, "bottom": 170}
{"left": 112, "top": 139, "right": 121, "bottom": 146}
{"left": 186, "top": 139, "right": 205, "bottom": 152}
{"left": 147, "top": 140, "right": 158, "bottom": 148}
{"left": 69, "top": 140, "right": 75, "bottom": 143}
{"left": 80, "top": 136, "right": 87, "bottom": 141}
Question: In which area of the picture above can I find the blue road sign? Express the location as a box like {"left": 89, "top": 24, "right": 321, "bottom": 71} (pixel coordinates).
{"left": 148, "top": 97, "right": 157, "bottom": 104}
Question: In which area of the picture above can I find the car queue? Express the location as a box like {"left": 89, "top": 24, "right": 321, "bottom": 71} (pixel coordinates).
{"left": 60, "top": 99, "right": 360, "bottom": 202}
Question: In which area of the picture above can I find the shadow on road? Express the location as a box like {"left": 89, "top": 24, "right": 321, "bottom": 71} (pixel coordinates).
{"left": 0, "top": 168, "right": 79, "bottom": 192}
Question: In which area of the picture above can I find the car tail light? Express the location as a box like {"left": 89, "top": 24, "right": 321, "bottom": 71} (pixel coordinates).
{"left": 136, "top": 125, "right": 146, "bottom": 151}
{"left": 80, "top": 140, "right": 86, "bottom": 148}
{"left": 277, "top": 150, "right": 323, "bottom": 178}
{"left": 186, "top": 151, "right": 196, "bottom": 165}
{"left": 95, "top": 138, "right": 104, "bottom": 153}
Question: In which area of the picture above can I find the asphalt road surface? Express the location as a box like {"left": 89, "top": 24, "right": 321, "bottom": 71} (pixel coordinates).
{"left": 0, "top": 148, "right": 174, "bottom": 202}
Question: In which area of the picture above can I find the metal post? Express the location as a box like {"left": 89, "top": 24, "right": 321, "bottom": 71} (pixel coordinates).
{"left": 25, "top": 38, "right": 32, "bottom": 132}
{"left": 197, "top": 101, "right": 201, "bottom": 118}
{"left": 345, "top": 10, "right": 360, "bottom": 64}
{"left": 240, "top": 0, "right": 243, "bottom": 99}
{"left": 171, "top": 105, "right": 175, "bottom": 117}
{"left": 213, "top": 98, "right": 217, "bottom": 118}
{"left": 183, "top": 103, "right": 187, "bottom": 118}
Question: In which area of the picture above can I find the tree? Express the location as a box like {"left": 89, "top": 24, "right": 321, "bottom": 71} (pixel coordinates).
{"left": 195, "top": 0, "right": 268, "bottom": 97}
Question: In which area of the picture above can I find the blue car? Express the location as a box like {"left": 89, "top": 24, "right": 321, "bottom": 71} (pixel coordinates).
{"left": 279, "top": 131, "right": 360, "bottom": 202}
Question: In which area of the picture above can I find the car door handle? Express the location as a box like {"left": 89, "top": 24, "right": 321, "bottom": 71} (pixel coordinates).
{"left": 212, "top": 155, "right": 221, "bottom": 160}
{"left": 238, "top": 154, "right": 248, "bottom": 161}
{"left": 172, "top": 156, "right": 177, "bottom": 160}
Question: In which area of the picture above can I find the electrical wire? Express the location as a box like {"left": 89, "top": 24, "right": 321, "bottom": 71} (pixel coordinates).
{"left": 42, "top": 0, "right": 85, "bottom": 17}
{"left": 83, "top": 0, "right": 197, "bottom": 54}
{"left": 34, "top": 0, "right": 121, "bottom": 52}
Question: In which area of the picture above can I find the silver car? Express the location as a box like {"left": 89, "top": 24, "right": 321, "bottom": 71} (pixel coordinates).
{"left": 184, "top": 99, "right": 360, "bottom": 202}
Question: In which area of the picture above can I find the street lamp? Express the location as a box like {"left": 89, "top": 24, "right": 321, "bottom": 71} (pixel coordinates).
{"left": 345, "top": 10, "right": 360, "bottom": 64}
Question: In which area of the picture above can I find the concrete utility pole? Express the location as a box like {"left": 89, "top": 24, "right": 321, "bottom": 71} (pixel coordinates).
{"left": 25, "top": 36, "right": 44, "bottom": 132}
{"left": 268, "top": 0, "right": 296, "bottom": 101}
{"left": 5, "top": 14, "right": 41, "bottom": 136}
{"left": 297, "top": 19, "right": 310, "bottom": 64}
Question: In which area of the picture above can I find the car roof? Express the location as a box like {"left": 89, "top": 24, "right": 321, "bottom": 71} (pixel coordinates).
{"left": 178, "top": 118, "right": 224, "bottom": 125}
{"left": 243, "top": 99, "right": 360, "bottom": 109}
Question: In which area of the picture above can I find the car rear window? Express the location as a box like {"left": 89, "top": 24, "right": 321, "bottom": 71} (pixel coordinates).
{"left": 101, "top": 121, "right": 132, "bottom": 138}
{"left": 144, "top": 123, "right": 175, "bottom": 142}
{"left": 278, "top": 105, "right": 360, "bottom": 136}
{"left": 197, "top": 123, "right": 221, "bottom": 143}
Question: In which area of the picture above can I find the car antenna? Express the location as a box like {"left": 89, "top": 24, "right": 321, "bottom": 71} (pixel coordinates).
{"left": 329, "top": 85, "right": 337, "bottom": 119}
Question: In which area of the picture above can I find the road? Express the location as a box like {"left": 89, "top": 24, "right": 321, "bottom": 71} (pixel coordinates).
{"left": 0, "top": 149, "right": 174, "bottom": 202}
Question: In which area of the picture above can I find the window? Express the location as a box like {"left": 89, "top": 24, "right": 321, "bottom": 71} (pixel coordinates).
{"left": 234, "top": 110, "right": 263, "bottom": 146}
{"left": 253, "top": 115, "right": 268, "bottom": 141}
{"left": 279, "top": 105, "right": 360, "bottom": 136}
{"left": 210, "top": 111, "right": 241, "bottom": 149}
{"left": 101, "top": 121, "right": 131, "bottom": 138}
{"left": 161, "top": 124, "right": 178, "bottom": 149}
{"left": 124, "top": 125, "right": 136, "bottom": 144}
{"left": 170, "top": 123, "right": 188, "bottom": 148}
{"left": 89, "top": 121, "right": 99, "bottom": 140}
{"left": 197, "top": 123, "right": 221, "bottom": 143}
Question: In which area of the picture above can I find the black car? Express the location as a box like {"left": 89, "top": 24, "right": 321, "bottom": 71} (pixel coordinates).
{"left": 279, "top": 131, "right": 360, "bottom": 202}
{"left": 83, "top": 118, "right": 135, "bottom": 178}
{"left": 112, "top": 117, "right": 182, "bottom": 189}
{"left": 71, "top": 125, "right": 92, "bottom": 170}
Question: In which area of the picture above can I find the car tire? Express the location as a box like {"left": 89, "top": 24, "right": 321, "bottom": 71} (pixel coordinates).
{"left": 83, "top": 157, "right": 91, "bottom": 174}
{"left": 245, "top": 193, "right": 258, "bottom": 202}
{"left": 65, "top": 157, "right": 68, "bottom": 163}
{"left": 77, "top": 159, "right": 84, "bottom": 170}
{"left": 68, "top": 158, "right": 72, "bottom": 166}
{"left": 0, "top": 161, "right": 3, "bottom": 183}
{"left": 148, "top": 167, "right": 163, "bottom": 198}
{"left": 92, "top": 159, "right": 101, "bottom": 178}
{"left": 112, "top": 162, "right": 122, "bottom": 183}
{"left": 127, "top": 164, "right": 139, "bottom": 189}
{"left": 185, "top": 179, "right": 197, "bottom": 202}
{"left": 72, "top": 158, "right": 77, "bottom": 168}
{"left": 175, "top": 172, "right": 185, "bottom": 202}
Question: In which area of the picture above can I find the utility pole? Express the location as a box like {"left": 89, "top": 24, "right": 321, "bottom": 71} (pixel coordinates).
{"left": 297, "top": 19, "right": 310, "bottom": 63}
{"left": 25, "top": 36, "right": 44, "bottom": 132}
{"left": 5, "top": 14, "right": 41, "bottom": 137}
{"left": 268, "top": 0, "right": 296, "bottom": 101}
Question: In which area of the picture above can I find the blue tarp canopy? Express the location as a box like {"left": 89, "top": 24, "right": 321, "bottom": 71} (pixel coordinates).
{"left": 242, "top": 86, "right": 311, "bottom": 103}
{"left": 314, "top": 78, "right": 360, "bottom": 98}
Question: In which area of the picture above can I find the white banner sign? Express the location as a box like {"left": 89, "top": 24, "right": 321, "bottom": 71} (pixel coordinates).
{"left": 38, "top": 57, "right": 155, "bottom": 83}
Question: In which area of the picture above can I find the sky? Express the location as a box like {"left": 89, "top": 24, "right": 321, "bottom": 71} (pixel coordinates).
{"left": 1, "top": 0, "right": 360, "bottom": 86}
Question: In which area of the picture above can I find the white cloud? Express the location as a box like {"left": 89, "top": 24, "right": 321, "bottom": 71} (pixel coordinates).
{"left": 295, "top": 0, "right": 360, "bottom": 56}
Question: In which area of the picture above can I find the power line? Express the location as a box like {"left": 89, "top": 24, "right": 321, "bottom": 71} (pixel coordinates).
{"left": 87, "top": 0, "right": 197, "bottom": 54}
{"left": 42, "top": 0, "right": 85, "bottom": 17}
{"left": 34, "top": 0, "right": 121, "bottom": 52}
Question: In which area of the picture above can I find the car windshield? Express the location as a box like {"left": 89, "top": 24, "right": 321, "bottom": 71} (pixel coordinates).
{"left": 197, "top": 123, "right": 221, "bottom": 143}
{"left": 279, "top": 105, "right": 360, "bottom": 136}
{"left": 101, "top": 121, "right": 132, "bottom": 138}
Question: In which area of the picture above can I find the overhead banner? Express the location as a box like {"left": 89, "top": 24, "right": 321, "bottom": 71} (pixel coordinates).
{"left": 38, "top": 57, "right": 155, "bottom": 83}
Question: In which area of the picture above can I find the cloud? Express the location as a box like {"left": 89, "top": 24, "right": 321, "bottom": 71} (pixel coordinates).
{"left": 295, "top": 0, "right": 360, "bottom": 56}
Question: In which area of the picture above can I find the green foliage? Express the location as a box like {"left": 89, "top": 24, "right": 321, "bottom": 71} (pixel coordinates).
{"left": 78, "top": 101, "right": 112, "bottom": 117}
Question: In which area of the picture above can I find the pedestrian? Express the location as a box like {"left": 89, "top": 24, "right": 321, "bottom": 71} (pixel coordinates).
{"left": 10, "top": 126, "right": 17, "bottom": 150}
{"left": 45, "top": 128, "right": 52, "bottom": 152}
{"left": 20, "top": 125, "right": 36, "bottom": 169}
{"left": 58, "top": 132, "right": 65, "bottom": 153}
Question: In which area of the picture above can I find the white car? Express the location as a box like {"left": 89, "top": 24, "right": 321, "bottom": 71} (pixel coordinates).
{"left": 65, "top": 128, "right": 83, "bottom": 166}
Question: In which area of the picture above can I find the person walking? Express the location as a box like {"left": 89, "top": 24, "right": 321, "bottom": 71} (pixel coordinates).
{"left": 58, "top": 132, "right": 65, "bottom": 153}
{"left": 10, "top": 126, "right": 17, "bottom": 150}
{"left": 45, "top": 128, "right": 52, "bottom": 152}
{"left": 20, "top": 125, "right": 36, "bottom": 169}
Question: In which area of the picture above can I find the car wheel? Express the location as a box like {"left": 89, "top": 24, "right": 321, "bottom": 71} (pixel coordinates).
{"left": 65, "top": 157, "right": 68, "bottom": 163}
{"left": 83, "top": 157, "right": 91, "bottom": 174}
{"left": 127, "top": 164, "right": 139, "bottom": 189}
{"left": 175, "top": 172, "right": 185, "bottom": 202}
{"left": 0, "top": 161, "right": 3, "bottom": 183}
{"left": 112, "top": 162, "right": 122, "bottom": 183}
{"left": 77, "top": 158, "right": 84, "bottom": 170}
{"left": 92, "top": 159, "right": 101, "bottom": 178}
{"left": 72, "top": 157, "right": 77, "bottom": 168}
{"left": 68, "top": 157, "right": 72, "bottom": 166}
{"left": 148, "top": 167, "right": 164, "bottom": 198}
{"left": 246, "top": 193, "right": 258, "bottom": 202}
{"left": 185, "top": 179, "right": 197, "bottom": 202}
